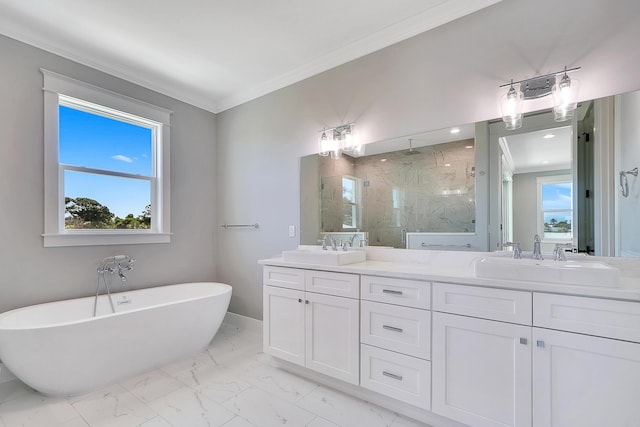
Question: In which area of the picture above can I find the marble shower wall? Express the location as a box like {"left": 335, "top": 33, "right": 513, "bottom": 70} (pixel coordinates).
{"left": 319, "top": 139, "right": 475, "bottom": 248}
{"left": 320, "top": 154, "right": 356, "bottom": 232}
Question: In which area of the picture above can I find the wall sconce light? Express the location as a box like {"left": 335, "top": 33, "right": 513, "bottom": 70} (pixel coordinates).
{"left": 499, "top": 66, "right": 580, "bottom": 130}
{"left": 318, "top": 123, "right": 362, "bottom": 158}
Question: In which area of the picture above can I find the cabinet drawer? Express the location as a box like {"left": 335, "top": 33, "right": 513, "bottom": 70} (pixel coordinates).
{"left": 433, "top": 282, "right": 532, "bottom": 325}
{"left": 534, "top": 293, "right": 640, "bottom": 343}
{"left": 305, "top": 270, "right": 359, "bottom": 298}
{"left": 361, "top": 276, "right": 430, "bottom": 309}
{"left": 361, "top": 300, "right": 431, "bottom": 360}
{"left": 360, "top": 344, "right": 431, "bottom": 409}
{"left": 263, "top": 266, "right": 305, "bottom": 290}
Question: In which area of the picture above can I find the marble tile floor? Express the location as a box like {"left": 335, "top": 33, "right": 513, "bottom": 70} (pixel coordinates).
{"left": 0, "top": 321, "right": 431, "bottom": 427}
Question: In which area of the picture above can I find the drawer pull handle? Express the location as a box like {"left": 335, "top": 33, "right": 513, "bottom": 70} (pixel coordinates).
{"left": 382, "top": 325, "right": 403, "bottom": 333}
{"left": 382, "top": 371, "right": 403, "bottom": 381}
{"left": 298, "top": 298, "right": 303, "bottom": 303}
{"left": 382, "top": 289, "right": 403, "bottom": 295}
{"left": 537, "top": 340, "right": 545, "bottom": 348}
{"left": 520, "top": 338, "right": 528, "bottom": 345}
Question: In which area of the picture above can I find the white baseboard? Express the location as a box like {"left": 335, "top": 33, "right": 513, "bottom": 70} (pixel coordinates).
{"left": 0, "top": 362, "right": 16, "bottom": 384}
{"left": 223, "top": 311, "right": 262, "bottom": 334}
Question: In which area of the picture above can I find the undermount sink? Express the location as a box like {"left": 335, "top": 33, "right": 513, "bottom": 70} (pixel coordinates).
{"left": 473, "top": 256, "right": 620, "bottom": 287}
{"left": 282, "top": 248, "right": 366, "bottom": 265}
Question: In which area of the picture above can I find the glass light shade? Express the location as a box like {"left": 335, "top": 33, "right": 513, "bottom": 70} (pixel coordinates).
{"left": 552, "top": 75, "right": 580, "bottom": 122}
{"left": 341, "top": 124, "right": 357, "bottom": 151}
{"left": 501, "top": 85, "right": 524, "bottom": 130}
{"left": 318, "top": 130, "right": 331, "bottom": 156}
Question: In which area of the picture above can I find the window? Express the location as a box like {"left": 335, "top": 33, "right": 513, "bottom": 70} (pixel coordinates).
{"left": 342, "top": 176, "right": 359, "bottom": 229}
{"left": 42, "top": 70, "right": 172, "bottom": 247}
{"left": 537, "top": 175, "right": 573, "bottom": 241}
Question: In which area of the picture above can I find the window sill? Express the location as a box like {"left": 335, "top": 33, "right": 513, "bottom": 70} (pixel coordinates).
{"left": 43, "top": 232, "right": 172, "bottom": 247}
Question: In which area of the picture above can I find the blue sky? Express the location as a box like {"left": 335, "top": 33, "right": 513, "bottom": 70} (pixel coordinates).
{"left": 59, "top": 106, "right": 152, "bottom": 218}
{"left": 542, "top": 182, "right": 572, "bottom": 224}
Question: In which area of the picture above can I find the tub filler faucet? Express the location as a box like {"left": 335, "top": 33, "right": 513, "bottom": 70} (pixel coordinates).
{"left": 94, "top": 255, "right": 135, "bottom": 316}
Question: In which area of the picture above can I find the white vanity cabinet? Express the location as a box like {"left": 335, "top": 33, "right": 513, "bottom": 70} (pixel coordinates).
{"left": 532, "top": 293, "right": 640, "bottom": 427}
{"left": 359, "top": 275, "right": 432, "bottom": 409}
{"left": 261, "top": 258, "right": 640, "bottom": 427}
{"left": 431, "top": 283, "right": 533, "bottom": 427}
{"left": 263, "top": 266, "right": 360, "bottom": 385}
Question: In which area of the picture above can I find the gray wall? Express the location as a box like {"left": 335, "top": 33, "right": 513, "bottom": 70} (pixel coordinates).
{"left": 0, "top": 35, "right": 218, "bottom": 313}
{"left": 1, "top": 0, "right": 639, "bottom": 321}
{"left": 216, "top": 0, "right": 640, "bottom": 320}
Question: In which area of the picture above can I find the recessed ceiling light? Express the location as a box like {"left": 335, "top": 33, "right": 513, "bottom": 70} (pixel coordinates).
{"left": 444, "top": 163, "right": 451, "bottom": 167}
{"left": 450, "top": 128, "right": 460, "bottom": 134}
{"left": 542, "top": 160, "right": 549, "bottom": 164}
{"left": 543, "top": 134, "right": 555, "bottom": 139}
{"left": 380, "top": 158, "right": 388, "bottom": 162}
{"left": 465, "top": 145, "right": 473, "bottom": 149}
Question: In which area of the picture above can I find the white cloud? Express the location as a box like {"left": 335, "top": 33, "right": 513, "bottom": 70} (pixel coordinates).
{"left": 112, "top": 154, "right": 133, "bottom": 163}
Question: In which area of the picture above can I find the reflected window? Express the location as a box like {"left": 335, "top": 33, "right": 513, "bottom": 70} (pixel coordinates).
{"left": 342, "top": 176, "right": 358, "bottom": 229}
{"left": 392, "top": 187, "right": 403, "bottom": 227}
{"left": 537, "top": 175, "right": 572, "bottom": 240}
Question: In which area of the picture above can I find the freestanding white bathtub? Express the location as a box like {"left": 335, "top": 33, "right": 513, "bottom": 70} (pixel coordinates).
{"left": 0, "top": 282, "right": 231, "bottom": 396}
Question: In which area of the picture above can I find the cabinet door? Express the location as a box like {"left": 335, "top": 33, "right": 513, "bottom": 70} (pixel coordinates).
{"left": 432, "top": 312, "right": 532, "bottom": 427}
{"left": 306, "top": 292, "right": 359, "bottom": 385}
{"left": 533, "top": 328, "right": 640, "bottom": 427}
{"left": 263, "top": 285, "right": 305, "bottom": 366}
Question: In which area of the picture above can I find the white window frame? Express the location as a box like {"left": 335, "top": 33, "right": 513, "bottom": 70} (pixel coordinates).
{"left": 536, "top": 174, "right": 573, "bottom": 243}
{"left": 342, "top": 175, "right": 359, "bottom": 229}
{"left": 42, "top": 69, "right": 172, "bottom": 247}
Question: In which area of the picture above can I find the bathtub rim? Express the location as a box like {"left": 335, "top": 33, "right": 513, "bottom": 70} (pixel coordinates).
{"left": 0, "top": 281, "right": 232, "bottom": 331}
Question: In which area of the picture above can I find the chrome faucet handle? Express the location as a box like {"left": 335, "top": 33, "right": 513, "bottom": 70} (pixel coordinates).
{"left": 553, "top": 244, "right": 567, "bottom": 261}
{"left": 342, "top": 241, "right": 349, "bottom": 251}
{"left": 319, "top": 239, "right": 328, "bottom": 250}
{"left": 323, "top": 235, "right": 338, "bottom": 251}
{"left": 359, "top": 239, "right": 368, "bottom": 247}
{"left": 513, "top": 243, "right": 522, "bottom": 259}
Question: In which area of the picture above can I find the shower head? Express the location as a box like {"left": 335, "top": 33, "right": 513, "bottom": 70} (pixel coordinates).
{"left": 404, "top": 139, "right": 420, "bottom": 155}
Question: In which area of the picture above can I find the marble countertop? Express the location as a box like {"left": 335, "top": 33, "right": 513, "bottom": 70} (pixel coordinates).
{"left": 259, "top": 247, "right": 640, "bottom": 302}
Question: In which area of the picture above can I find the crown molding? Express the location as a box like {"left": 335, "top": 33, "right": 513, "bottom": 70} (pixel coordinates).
{"left": 1, "top": 0, "right": 502, "bottom": 114}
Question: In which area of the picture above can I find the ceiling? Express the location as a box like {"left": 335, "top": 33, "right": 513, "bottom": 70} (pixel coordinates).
{"left": 501, "top": 126, "right": 573, "bottom": 174}
{"left": 0, "top": 0, "right": 503, "bottom": 113}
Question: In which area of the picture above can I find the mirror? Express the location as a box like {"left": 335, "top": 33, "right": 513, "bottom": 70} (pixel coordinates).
{"left": 301, "top": 124, "right": 483, "bottom": 249}
{"left": 300, "top": 90, "right": 640, "bottom": 256}
{"left": 488, "top": 103, "right": 593, "bottom": 255}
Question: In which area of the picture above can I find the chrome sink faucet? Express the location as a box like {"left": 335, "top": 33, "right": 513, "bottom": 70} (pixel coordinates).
{"left": 532, "top": 235, "right": 543, "bottom": 260}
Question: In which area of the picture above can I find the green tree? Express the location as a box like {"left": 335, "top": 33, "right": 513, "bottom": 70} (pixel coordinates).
{"left": 114, "top": 213, "right": 139, "bottom": 229}
{"left": 137, "top": 204, "right": 151, "bottom": 228}
{"left": 65, "top": 197, "right": 115, "bottom": 228}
